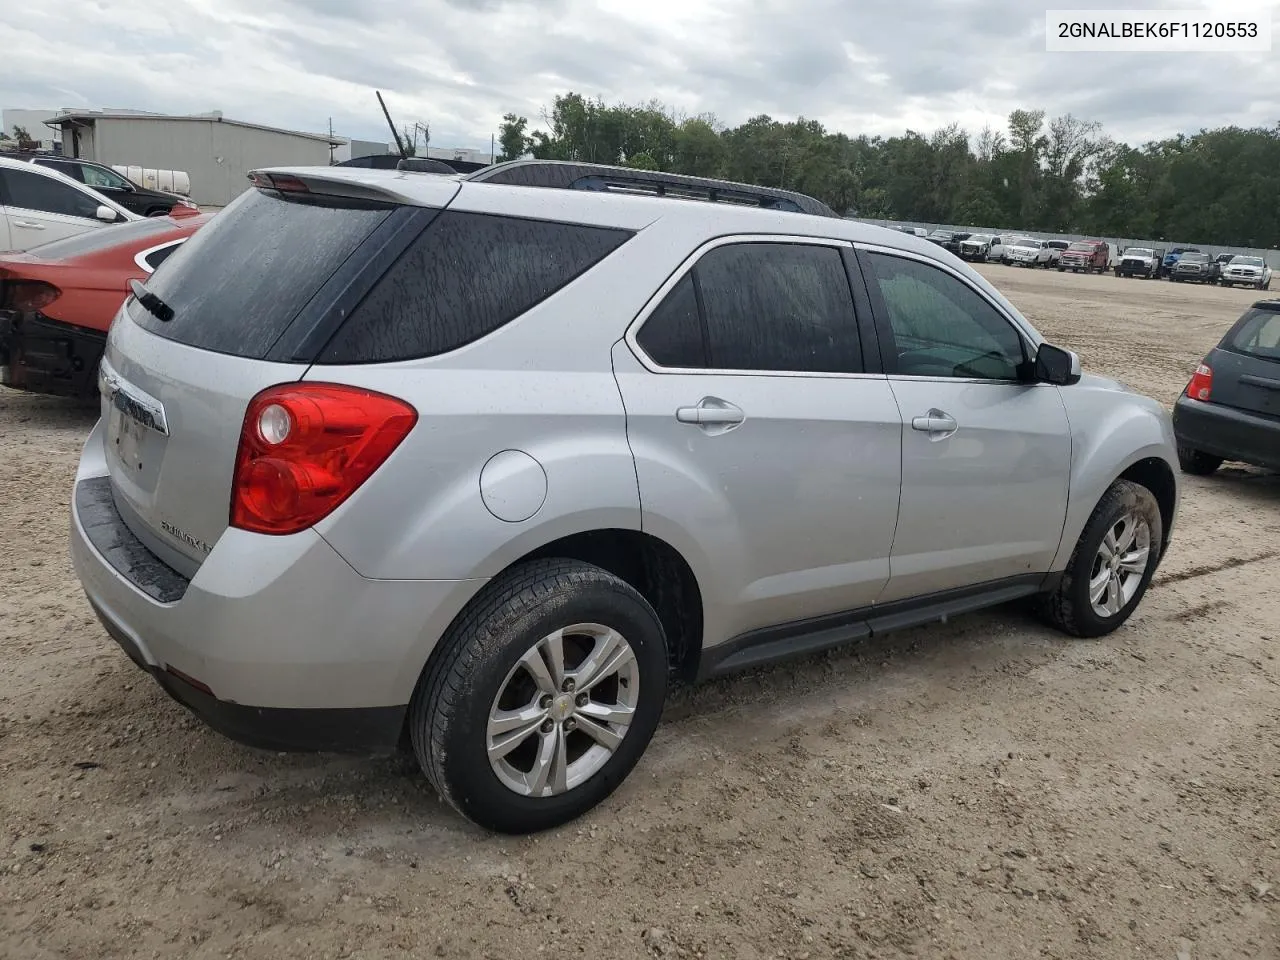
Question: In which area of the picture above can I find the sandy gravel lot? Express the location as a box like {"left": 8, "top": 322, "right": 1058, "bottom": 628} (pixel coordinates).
{"left": 1, "top": 266, "right": 1277, "bottom": 959}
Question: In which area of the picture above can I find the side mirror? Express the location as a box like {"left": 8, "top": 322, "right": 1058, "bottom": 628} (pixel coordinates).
{"left": 1034, "top": 342, "right": 1081, "bottom": 386}
{"left": 95, "top": 205, "right": 118, "bottom": 222}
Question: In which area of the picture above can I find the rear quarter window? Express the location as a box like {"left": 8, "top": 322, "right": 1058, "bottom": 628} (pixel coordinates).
{"left": 131, "top": 188, "right": 393, "bottom": 358}
{"left": 317, "top": 211, "right": 632, "bottom": 363}
{"left": 1227, "top": 309, "right": 1280, "bottom": 360}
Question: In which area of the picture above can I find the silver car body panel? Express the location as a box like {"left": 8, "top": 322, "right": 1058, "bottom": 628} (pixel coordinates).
{"left": 70, "top": 164, "right": 1180, "bottom": 712}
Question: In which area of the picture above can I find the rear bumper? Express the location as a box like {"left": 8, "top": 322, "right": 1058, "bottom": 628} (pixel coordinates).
{"left": 70, "top": 419, "right": 487, "bottom": 752}
{"left": 1173, "top": 395, "right": 1280, "bottom": 471}
{"left": 0, "top": 311, "right": 105, "bottom": 398}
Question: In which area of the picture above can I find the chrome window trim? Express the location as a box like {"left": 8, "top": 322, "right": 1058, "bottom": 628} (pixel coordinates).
{"left": 622, "top": 233, "right": 887, "bottom": 380}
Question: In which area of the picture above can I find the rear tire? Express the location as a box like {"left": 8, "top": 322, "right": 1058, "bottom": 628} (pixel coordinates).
{"left": 1177, "top": 445, "right": 1223, "bottom": 476}
{"left": 1038, "top": 480, "right": 1163, "bottom": 639}
{"left": 409, "top": 559, "right": 668, "bottom": 833}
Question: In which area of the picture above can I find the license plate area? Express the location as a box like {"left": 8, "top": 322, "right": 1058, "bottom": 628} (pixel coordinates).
{"left": 109, "top": 402, "right": 149, "bottom": 472}
{"left": 102, "top": 363, "right": 169, "bottom": 479}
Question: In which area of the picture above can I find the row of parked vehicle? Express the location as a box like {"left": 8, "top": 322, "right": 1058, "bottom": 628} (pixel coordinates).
{"left": 897, "top": 226, "right": 1274, "bottom": 289}
{"left": 0, "top": 154, "right": 204, "bottom": 396}
{"left": 1114, "top": 246, "right": 1273, "bottom": 288}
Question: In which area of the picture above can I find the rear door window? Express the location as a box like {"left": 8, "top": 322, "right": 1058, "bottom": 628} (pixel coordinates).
{"left": 633, "top": 241, "right": 864, "bottom": 374}
{"left": 318, "top": 211, "right": 632, "bottom": 363}
{"left": 696, "top": 243, "right": 862, "bottom": 373}
{"left": 130, "top": 188, "right": 393, "bottom": 358}
{"left": 2, "top": 168, "right": 102, "bottom": 219}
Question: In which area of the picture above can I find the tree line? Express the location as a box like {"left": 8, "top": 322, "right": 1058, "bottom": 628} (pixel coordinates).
{"left": 496, "top": 94, "right": 1280, "bottom": 248}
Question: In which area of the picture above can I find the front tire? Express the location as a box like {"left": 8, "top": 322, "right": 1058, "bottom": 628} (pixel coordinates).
{"left": 1038, "top": 479, "right": 1163, "bottom": 638}
{"left": 409, "top": 558, "right": 669, "bottom": 833}
{"left": 1177, "top": 445, "right": 1223, "bottom": 476}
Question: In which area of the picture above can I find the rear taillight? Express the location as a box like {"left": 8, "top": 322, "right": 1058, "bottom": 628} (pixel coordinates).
{"left": 3, "top": 280, "right": 61, "bottom": 312}
{"left": 230, "top": 383, "right": 418, "bottom": 536}
{"left": 1186, "top": 362, "right": 1213, "bottom": 401}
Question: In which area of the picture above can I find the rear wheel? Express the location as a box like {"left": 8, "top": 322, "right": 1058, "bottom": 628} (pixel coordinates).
{"left": 1177, "top": 445, "right": 1223, "bottom": 476}
{"left": 1039, "top": 479, "right": 1163, "bottom": 638}
{"left": 409, "top": 558, "right": 668, "bottom": 834}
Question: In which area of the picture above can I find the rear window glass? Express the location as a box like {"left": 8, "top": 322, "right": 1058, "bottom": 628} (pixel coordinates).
{"left": 318, "top": 211, "right": 632, "bottom": 363}
{"left": 1227, "top": 309, "right": 1280, "bottom": 360}
{"left": 26, "top": 218, "right": 178, "bottom": 260}
{"left": 130, "top": 189, "right": 392, "bottom": 358}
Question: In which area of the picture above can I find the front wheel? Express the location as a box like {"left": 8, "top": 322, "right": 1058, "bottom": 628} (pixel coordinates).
{"left": 410, "top": 558, "right": 669, "bottom": 833}
{"left": 1038, "top": 479, "right": 1163, "bottom": 638}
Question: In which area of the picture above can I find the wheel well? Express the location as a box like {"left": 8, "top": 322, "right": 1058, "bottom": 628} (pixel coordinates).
{"left": 1119, "top": 457, "right": 1177, "bottom": 557}
{"left": 520, "top": 529, "right": 704, "bottom": 682}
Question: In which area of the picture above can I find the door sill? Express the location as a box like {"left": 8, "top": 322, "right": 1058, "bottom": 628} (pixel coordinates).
{"left": 697, "top": 573, "right": 1053, "bottom": 680}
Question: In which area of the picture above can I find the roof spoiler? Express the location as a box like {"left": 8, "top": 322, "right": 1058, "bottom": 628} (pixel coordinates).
{"left": 465, "top": 160, "right": 839, "bottom": 218}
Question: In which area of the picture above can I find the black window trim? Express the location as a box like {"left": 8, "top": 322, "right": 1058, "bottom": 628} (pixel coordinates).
{"left": 624, "top": 233, "right": 882, "bottom": 379}
{"left": 852, "top": 243, "right": 1044, "bottom": 384}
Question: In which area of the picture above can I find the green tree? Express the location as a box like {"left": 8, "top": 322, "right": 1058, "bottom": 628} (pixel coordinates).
{"left": 497, "top": 113, "right": 529, "bottom": 162}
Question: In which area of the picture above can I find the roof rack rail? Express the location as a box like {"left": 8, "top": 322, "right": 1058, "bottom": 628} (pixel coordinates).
{"left": 465, "top": 160, "right": 839, "bottom": 219}
{"left": 396, "top": 157, "right": 461, "bottom": 175}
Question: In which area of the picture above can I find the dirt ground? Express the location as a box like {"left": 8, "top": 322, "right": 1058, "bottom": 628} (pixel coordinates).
{"left": 1, "top": 266, "right": 1277, "bottom": 960}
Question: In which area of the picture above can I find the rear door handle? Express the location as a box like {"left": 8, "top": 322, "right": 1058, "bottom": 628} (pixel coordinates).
{"left": 910, "top": 408, "right": 958, "bottom": 439}
{"left": 676, "top": 397, "right": 745, "bottom": 432}
{"left": 12, "top": 220, "right": 45, "bottom": 229}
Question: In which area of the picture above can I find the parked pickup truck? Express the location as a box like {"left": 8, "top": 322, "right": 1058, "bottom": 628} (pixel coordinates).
{"left": 925, "top": 229, "right": 971, "bottom": 254}
{"left": 1035, "top": 239, "right": 1070, "bottom": 268}
{"left": 1160, "top": 247, "right": 1199, "bottom": 279}
{"left": 1003, "top": 237, "right": 1042, "bottom": 266}
{"left": 957, "top": 234, "right": 1007, "bottom": 262}
{"left": 1059, "top": 239, "right": 1110, "bottom": 274}
{"left": 1219, "top": 256, "right": 1273, "bottom": 290}
{"left": 1171, "top": 251, "right": 1220, "bottom": 283}
{"left": 1116, "top": 247, "right": 1159, "bottom": 278}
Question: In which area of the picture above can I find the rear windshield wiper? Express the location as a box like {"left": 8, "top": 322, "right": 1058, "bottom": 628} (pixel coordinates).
{"left": 129, "top": 279, "right": 175, "bottom": 323}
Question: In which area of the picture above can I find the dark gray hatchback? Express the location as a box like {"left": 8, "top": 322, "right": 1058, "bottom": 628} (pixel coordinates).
{"left": 1173, "top": 300, "right": 1280, "bottom": 474}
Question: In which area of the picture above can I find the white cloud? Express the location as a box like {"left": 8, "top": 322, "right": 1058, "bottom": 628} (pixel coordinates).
{"left": 2, "top": 0, "right": 1278, "bottom": 151}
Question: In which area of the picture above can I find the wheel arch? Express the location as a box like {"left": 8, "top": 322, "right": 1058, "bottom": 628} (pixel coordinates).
{"left": 1052, "top": 390, "right": 1180, "bottom": 573}
{"left": 409, "top": 527, "right": 704, "bottom": 717}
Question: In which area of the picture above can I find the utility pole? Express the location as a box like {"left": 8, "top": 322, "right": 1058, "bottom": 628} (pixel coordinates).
{"left": 328, "top": 117, "right": 335, "bottom": 165}
{"left": 491, "top": 133, "right": 496, "bottom": 163}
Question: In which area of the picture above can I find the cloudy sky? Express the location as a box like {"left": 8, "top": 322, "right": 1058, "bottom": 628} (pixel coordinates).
{"left": 3, "top": 0, "right": 1278, "bottom": 152}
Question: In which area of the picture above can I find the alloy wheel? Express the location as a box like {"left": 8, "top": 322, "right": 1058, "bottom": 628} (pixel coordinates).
{"left": 1088, "top": 512, "right": 1151, "bottom": 618}
{"left": 487, "top": 623, "right": 639, "bottom": 797}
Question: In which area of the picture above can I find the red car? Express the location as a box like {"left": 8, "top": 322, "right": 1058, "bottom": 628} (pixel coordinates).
{"left": 1057, "top": 239, "right": 1110, "bottom": 274}
{"left": 0, "top": 211, "right": 209, "bottom": 398}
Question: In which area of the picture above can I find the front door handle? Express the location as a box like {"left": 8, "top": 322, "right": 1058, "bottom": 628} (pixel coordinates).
{"left": 12, "top": 220, "right": 45, "bottom": 229}
{"left": 910, "top": 408, "right": 958, "bottom": 439}
{"left": 676, "top": 397, "right": 745, "bottom": 433}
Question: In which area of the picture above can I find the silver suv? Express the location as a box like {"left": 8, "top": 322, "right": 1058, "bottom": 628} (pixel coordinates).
{"left": 70, "top": 161, "right": 1180, "bottom": 833}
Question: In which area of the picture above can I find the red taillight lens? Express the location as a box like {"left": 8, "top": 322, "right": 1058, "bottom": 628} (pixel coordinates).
{"left": 230, "top": 383, "right": 418, "bottom": 535}
{"left": 1186, "top": 362, "right": 1213, "bottom": 401}
{"left": 3, "top": 280, "right": 61, "bottom": 312}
